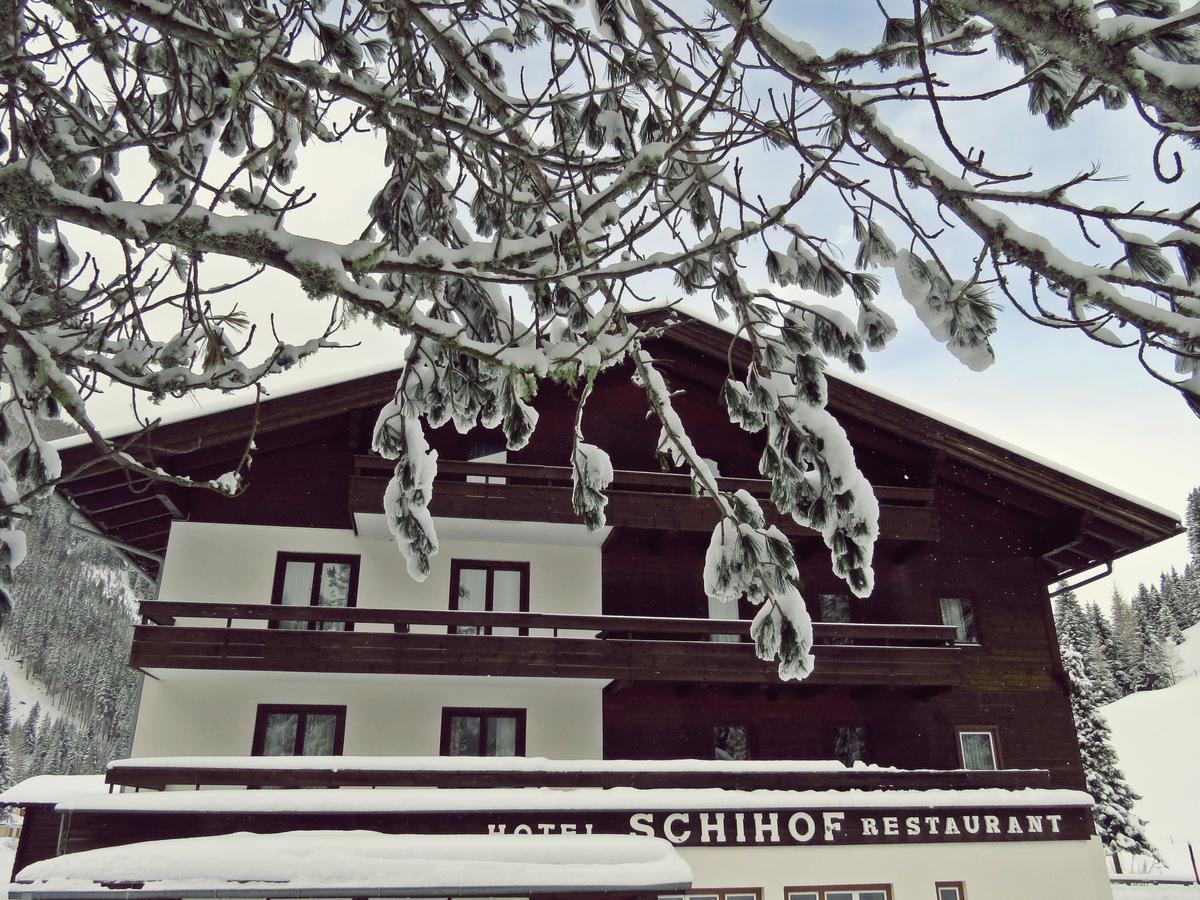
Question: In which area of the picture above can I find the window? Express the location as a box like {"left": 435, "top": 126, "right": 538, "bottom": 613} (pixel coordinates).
{"left": 935, "top": 884, "right": 966, "bottom": 900}
{"left": 957, "top": 728, "right": 999, "bottom": 770}
{"left": 819, "top": 594, "right": 852, "bottom": 623}
{"left": 450, "top": 560, "right": 529, "bottom": 636}
{"left": 441, "top": 708, "right": 526, "bottom": 756}
{"left": 787, "top": 889, "right": 891, "bottom": 900}
{"left": 713, "top": 724, "right": 751, "bottom": 760}
{"left": 660, "top": 890, "right": 760, "bottom": 900}
{"left": 252, "top": 704, "right": 346, "bottom": 756}
{"left": 467, "top": 432, "right": 507, "bottom": 484}
{"left": 787, "top": 887, "right": 892, "bottom": 900}
{"left": 939, "top": 597, "right": 977, "bottom": 643}
{"left": 707, "top": 593, "right": 741, "bottom": 643}
{"left": 271, "top": 553, "right": 359, "bottom": 631}
{"left": 834, "top": 724, "right": 866, "bottom": 766}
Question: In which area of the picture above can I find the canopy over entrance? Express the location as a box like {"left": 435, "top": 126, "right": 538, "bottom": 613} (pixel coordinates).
{"left": 10, "top": 831, "right": 692, "bottom": 900}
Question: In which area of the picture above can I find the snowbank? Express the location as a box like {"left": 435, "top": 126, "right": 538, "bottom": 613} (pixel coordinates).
{"left": 12, "top": 831, "right": 691, "bottom": 896}
{"left": 1104, "top": 623, "right": 1200, "bottom": 879}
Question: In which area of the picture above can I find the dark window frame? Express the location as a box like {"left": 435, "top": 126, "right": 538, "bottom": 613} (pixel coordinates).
{"left": 955, "top": 725, "right": 1002, "bottom": 770}
{"left": 786, "top": 886, "right": 894, "bottom": 900}
{"left": 440, "top": 706, "right": 528, "bottom": 757}
{"left": 712, "top": 723, "right": 753, "bottom": 761}
{"left": 935, "top": 882, "right": 967, "bottom": 900}
{"left": 251, "top": 703, "right": 347, "bottom": 756}
{"left": 935, "top": 592, "right": 980, "bottom": 645}
{"left": 832, "top": 722, "right": 869, "bottom": 767}
{"left": 270, "top": 552, "right": 361, "bottom": 631}
{"left": 449, "top": 560, "right": 530, "bottom": 635}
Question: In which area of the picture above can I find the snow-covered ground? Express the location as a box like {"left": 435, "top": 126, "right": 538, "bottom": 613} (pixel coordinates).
{"left": 1112, "top": 886, "right": 1200, "bottom": 900}
{"left": 1104, "top": 622, "right": 1200, "bottom": 880}
{"left": 0, "top": 649, "right": 69, "bottom": 730}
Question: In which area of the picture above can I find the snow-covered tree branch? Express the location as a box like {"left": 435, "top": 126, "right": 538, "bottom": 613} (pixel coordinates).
{"left": 3, "top": 0, "right": 1200, "bottom": 676}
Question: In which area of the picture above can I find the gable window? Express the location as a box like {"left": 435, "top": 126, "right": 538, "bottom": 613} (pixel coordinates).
{"left": 467, "top": 432, "right": 507, "bottom": 484}
{"left": 713, "top": 724, "right": 751, "bottom": 760}
{"left": 935, "top": 884, "right": 966, "bottom": 900}
{"left": 450, "top": 560, "right": 529, "bottom": 636}
{"left": 271, "top": 553, "right": 359, "bottom": 632}
{"left": 787, "top": 887, "right": 892, "bottom": 900}
{"left": 834, "top": 724, "right": 867, "bottom": 766}
{"left": 706, "top": 594, "right": 741, "bottom": 643}
{"left": 819, "top": 594, "right": 852, "bottom": 623}
{"left": 957, "top": 728, "right": 999, "bottom": 770}
{"left": 939, "top": 597, "right": 977, "bottom": 644}
{"left": 441, "top": 707, "right": 526, "bottom": 757}
{"left": 252, "top": 704, "right": 346, "bottom": 756}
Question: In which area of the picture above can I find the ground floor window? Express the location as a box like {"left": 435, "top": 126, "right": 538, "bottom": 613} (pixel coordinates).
{"left": 935, "top": 883, "right": 966, "bottom": 900}
{"left": 251, "top": 704, "right": 346, "bottom": 756}
{"left": 956, "top": 727, "right": 999, "bottom": 770}
{"left": 660, "top": 889, "right": 761, "bottom": 900}
{"left": 441, "top": 707, "right": 526, "bottom": 756}
{"left": 713, "top": 724, "right": 751, "bottom": 760}
{"left": 788, "top": 887, "right": 892, "bottom": 900}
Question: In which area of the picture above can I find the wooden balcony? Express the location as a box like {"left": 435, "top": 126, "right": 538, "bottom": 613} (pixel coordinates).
{"left": 131, "top": 601, "right": 966, "bottom": 686}
{"left": 105, "top": 756, "right": 1050, "bottom": 792}
{"left": 349, "top": 458, "right": 939, "bottom": 541}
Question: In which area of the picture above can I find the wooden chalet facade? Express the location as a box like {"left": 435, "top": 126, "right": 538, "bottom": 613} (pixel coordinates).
{"left": 1, "top": 313, "right": 1181, "bottom": 900}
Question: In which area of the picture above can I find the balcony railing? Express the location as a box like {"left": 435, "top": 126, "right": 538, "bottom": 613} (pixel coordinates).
{"left": 105, "top": 755, "right": 1050, "bottom": 792}
{"left": 349, "top": 458, "right": 939, "bottom": 541}
{"left": 132, "top": 601, "right": 965, "bottom": 686}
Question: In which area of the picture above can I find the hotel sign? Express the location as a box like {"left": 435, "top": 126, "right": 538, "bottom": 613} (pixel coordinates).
{"left": 478, "top": 807, "right": 1094, "bottom": 846}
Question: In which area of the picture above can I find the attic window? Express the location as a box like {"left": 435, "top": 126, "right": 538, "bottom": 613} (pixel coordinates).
{"left": 468, "top": 432, "right": 507, "bottom": 484}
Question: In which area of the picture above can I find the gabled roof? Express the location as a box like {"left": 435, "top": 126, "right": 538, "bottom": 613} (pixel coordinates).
{"left": 53, "top": 310, "right": 1181, "bottom": 579}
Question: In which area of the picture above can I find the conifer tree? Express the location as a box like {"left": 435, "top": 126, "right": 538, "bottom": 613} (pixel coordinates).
{"left": 1087, "top": 602, "right": 1128, "bottom": 699}
{"left": 1058, "top": 614, "right": 1160, "bottom": 873}
{"left": 0, "top": 730, "right": 13, "bottom": 793}
{"left": 0, "top": 674, "right": 11, "bottom": 736}
{"left": 1186, "top": 488, "right": 1200, "bottom": 565}
{"left": 22, "top": 702, "right": 40, "bottom": 756}
{"left": 1110, "top": 589, "right": 1143, "bottom": 694}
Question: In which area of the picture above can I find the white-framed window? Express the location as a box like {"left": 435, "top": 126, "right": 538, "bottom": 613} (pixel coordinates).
{"left": 939, "top": 597, "right": 977, "bottom": 643}
{"left": 936, "top": 883, "right": 966, "bottom": 900}
{"left": 787, "top": 887, "right": 892, "bottom": 900}
{"left": 957, "top": 728, "right": 999, "bottom": 770}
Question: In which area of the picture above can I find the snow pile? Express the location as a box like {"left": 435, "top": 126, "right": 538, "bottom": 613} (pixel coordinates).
{"left": 0, "top": 775, "right": 108, "bottom": 806}
{"left": 13, "top": 831, "right": 692, "bottom": 894}
{"left": 1112, "top": 886, "right": 1200, "bottom": 900}
{"left": 1104, "top": 622, "right": 1200, "bottom": 878}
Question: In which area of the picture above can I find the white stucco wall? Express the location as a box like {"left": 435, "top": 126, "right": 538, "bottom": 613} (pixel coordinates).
{"left": 131, "top": 671, "right": 604, "bottom": 759}
{"left": 135, "top": 520, "right": 608, "bottom": 758}
{"left": 678, "top": 837, "right": 1114, "bottom": 900}
{"left": 156, "top": 519, "right": 602, "bottom": 625}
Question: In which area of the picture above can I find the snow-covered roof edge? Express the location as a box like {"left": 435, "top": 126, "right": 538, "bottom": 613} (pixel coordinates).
{"left": 52, "top": 306, "right": 1179, "bottom": 528}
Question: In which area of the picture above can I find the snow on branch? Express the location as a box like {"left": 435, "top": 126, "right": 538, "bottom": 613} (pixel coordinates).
{"left": 2, "top": 0, "right": 1199, "bottom": 673}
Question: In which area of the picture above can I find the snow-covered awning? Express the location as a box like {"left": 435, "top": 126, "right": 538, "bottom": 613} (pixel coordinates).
{"left": 0, "top": 775, "right": 109, "bottom": 807}
{"left": 10, "top": 831, "right": 692, "bottom": 899}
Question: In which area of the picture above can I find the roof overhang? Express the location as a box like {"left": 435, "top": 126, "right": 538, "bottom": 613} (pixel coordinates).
{"left": 50, "top": 310, "right": 1182, "bottom": 580}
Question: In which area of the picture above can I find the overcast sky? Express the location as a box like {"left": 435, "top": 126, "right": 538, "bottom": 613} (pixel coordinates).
{"left": 63, "top": 0, "right": 1198, "bottom": 610}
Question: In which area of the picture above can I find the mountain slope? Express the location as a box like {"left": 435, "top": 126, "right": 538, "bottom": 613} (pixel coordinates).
{"left": 1104, "top": 623, "right": 1200, "bottom": 878}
